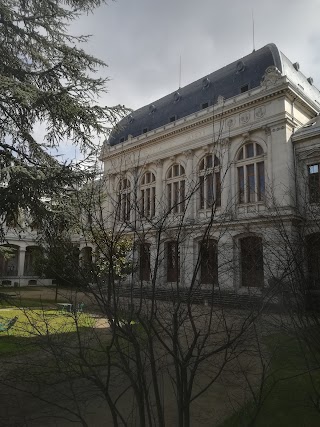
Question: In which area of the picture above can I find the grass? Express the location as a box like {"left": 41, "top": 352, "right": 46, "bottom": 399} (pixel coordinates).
{"left": 0, "top": 308, "right": 94, "bottom": 355}
{"left": 219, "top": 332, "right": 320, "bottom": 427}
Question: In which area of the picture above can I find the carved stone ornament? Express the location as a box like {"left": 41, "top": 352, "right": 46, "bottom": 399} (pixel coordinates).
{"left": 262, "top": 125, "right": 271, "bottom": 136}
{"left": 261, "top": 66, "right": 282, "bottom": 88}
{"left": 221, "top": 137, "right": 230, "bottom": 145}
{"left": 154, "top": 159, "right": 163, "bottom": 168}
{"left": 255, "top": 106, "right": 266, "bottom": 119}
{"left": 183, "top": 149, "right": 194, "bottom": 159}
{"left": 226, "top": 117, "right": 235, "bottom": 128}
{"left": 217, "top": 95, "right": 225, "bottom": 105}
{"left": 240, "top": 111, "right": 250, "bottom": 124}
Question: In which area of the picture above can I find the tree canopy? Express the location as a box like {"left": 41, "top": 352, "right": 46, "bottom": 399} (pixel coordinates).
{"left": 0, "top": 0, "right": 125, "bottom": 236}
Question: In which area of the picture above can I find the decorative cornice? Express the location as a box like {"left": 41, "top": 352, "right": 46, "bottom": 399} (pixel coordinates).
{"left": 102, "top": 86, "right": 291, "bottom": 161}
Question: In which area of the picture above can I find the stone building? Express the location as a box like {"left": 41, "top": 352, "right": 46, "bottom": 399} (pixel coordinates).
{"left": 2, "top": 43, "right": 320, "bottom": 291}
{"left": 99, "top": 43, "right": 320, "bottom": 293}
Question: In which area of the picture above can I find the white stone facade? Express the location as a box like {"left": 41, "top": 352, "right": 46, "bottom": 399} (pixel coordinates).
{"left": 99, "top": 45, "right": 320, "bottom": 292}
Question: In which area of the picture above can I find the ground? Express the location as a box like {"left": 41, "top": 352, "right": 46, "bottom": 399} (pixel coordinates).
{"left": 0, "top": 286, "right": 320, "bottom": 426}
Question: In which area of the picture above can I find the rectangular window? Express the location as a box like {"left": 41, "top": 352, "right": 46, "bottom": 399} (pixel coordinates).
{"left": 140, "top": 244, "right": 151, "bottom": 281}
{"left": 309, "top": 164, "right": 320, "bottom": 203}
{"left": 167, "top": 241, "right": 180, "bottom": 282}
{"left": 200, "top": 240, "right": 218, "bottom": 285}
{"left": 238, "top": 167, "right": 245, "bottom": 203}
{"left": 202, "top": 102, "right": 209, "bottom": 109}
{"left": 241, "top": 237, "right": 264, "bottom": 287}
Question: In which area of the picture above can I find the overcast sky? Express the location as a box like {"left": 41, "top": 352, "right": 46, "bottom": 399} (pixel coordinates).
{"left": 76, "top": 0, "right": 320, "bottom": 111}
{"left": 55, "top": 0, "right": 320, "bottom": 160}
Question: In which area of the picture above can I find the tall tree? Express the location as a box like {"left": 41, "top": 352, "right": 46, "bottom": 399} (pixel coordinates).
{"left": 0, "top": 0, "right": 125, "bottom": 236}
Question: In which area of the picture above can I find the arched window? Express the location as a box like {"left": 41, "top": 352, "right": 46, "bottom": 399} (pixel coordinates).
{"left": 166, "top": 164, "right": 185, "bottom": 214}
{"left": 240, "top": 236, "right": 264, "bottom": 287}
{"left": 199, "top": 154, "right": 221, "bottom": 209}
{"left": 141, "top": 171, "right": 156, "bottom": 218}
{"left": 199, "top": 239, "right": 218, "bottom": 285}
{"left": 237, "top": 142, "right": 265, "bottom": 204}
{"left": 118, "top": 178, "right": 131, "bottom": 221}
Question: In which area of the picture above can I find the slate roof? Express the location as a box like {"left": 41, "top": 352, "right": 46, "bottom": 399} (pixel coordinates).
{"left": 108, "top": 43, "right": 320, "bottom": 146}
{"left": 293, "top": 115, "right": 320, "bottom": 140}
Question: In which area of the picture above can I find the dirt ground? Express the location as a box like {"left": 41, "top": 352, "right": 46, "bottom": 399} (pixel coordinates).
{"left": 0, "top": 286, "right": 272, "bottom": 426}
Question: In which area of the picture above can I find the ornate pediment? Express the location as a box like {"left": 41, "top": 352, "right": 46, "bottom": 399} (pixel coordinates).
{"left": 261, "top": 66, "right": 282, "bottom": 89}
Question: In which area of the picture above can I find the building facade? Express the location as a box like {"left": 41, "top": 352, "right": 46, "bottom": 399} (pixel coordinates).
{"left": 99, "top": 44, "right": 320, "bottom": 293}
{"left": 2, "top": 44, "right": 320, "bottom": 292}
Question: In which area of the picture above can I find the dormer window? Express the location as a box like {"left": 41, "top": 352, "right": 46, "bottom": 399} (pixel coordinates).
{"left": 202, "top": 102, "right": 209, "bottom": 109}
{"left": 143, "top": 128, "right": 148, "bottom": 134}
{"left": 120, "top": 137, "right": 125, "bottom": 143}
{"left": 240, "top": 84, "right": 249, "bottom": 93}
{"left": 169, "top": 115, "right": 176, "bottom": 123}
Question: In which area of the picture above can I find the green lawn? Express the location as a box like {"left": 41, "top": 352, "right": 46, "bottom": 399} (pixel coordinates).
{"left": 0, "top": 308, "right": 94, "bottom": 355}
{"left": 219, "top": 332, "right": 320, "bottom": 427}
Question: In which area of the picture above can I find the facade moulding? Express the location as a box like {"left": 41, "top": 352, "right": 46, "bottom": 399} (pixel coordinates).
{"left": 102, "top": 87, "right": 293, "bottom": 162}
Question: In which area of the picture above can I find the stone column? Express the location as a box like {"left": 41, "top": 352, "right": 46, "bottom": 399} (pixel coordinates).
{"left": 184, "top": 149, "right": 195, "bottom": 220}
{"left": 18, "top": 247, "right": 26, "bottom": 277}
{"left": 220, "top": 137, "right": 231, "bottom": 212}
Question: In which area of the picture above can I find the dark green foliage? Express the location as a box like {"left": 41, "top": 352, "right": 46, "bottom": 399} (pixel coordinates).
{"left": 0, "top": 0, "right": 126, "bottom": 234}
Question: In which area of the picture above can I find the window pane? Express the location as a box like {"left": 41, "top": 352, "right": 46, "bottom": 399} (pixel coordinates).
{"left": 199, "top": 176, "right": 204, "bottom": 209}
{"left": 238, "top": 167, "right": 244, "bottom": 203}
{"left": 247, "top": 164, "right": 255, "bottom": 202}
{"left": 257, "top": 162, "right": 265, "bottom": 201}
{"left": 174, "top": 164, "right": 179, "bottom": 177}
{"left": 215, "top": 172, "right": 221, "bottom": 207}
{"left": 173, "top": 181, "right": 179, "bottom": 212}
{"left": 206, "top": 155, "right": 213, "bottom": 169}
{"left": 146, "top": 188, "right": 151, "bottom": 217}
{"left": 309, "top": 164, "right": 320, "bottom": 203}
{"left": 246, "top": 143, "right": 254, "bottom": 158}
{"left": 206, "top": 173, "right": 214, "bottom": 207}
{"left": 167, "top": 183, "right": 172, "bottom": 211}
{"left": 151, "top": 187, "right": 156, "bottom": 217}
{"left": 256, "top": 144, "right": 263, "bottom": 156}
{"left": 238, "top": 148, "right": 243, "bottom": 160}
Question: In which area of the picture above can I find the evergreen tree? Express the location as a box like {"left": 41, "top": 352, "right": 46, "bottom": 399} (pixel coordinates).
{"left": 0, "top": 0, "right": 125, "bottom": 237}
